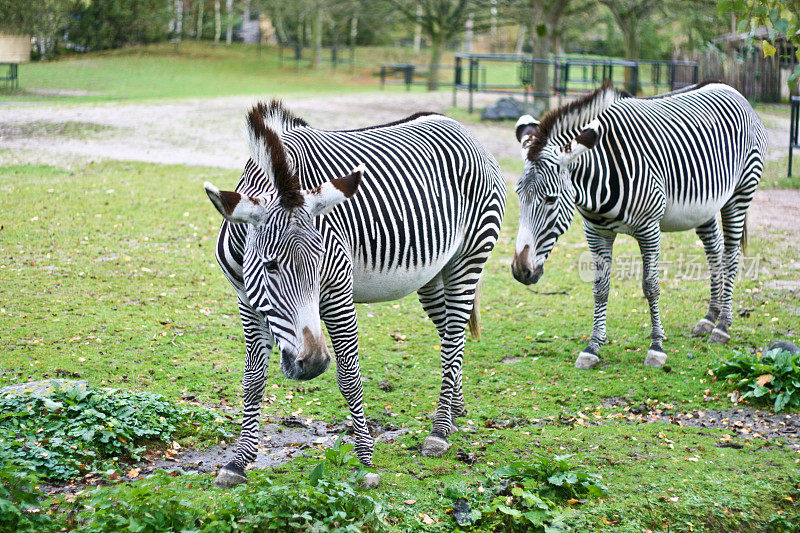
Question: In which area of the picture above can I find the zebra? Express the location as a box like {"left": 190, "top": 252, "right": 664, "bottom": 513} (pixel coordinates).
{"left": 510, "top": 80, "right": 766, "bottom": 370}
{"left": 203, "top": 100, "right": 505, "bottom": 487}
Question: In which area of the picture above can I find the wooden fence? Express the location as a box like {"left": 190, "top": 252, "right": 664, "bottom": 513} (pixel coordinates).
{"left": 679, "top": 48, "right": 781, "bottom": 103}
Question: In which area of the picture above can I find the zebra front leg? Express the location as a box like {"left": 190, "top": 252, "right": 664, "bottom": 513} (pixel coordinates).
{"left": 693, "top": 219, "right": 724, "bottom": 336}
{"left": 321, "top": 297, "right": 375, "bottom": 467}
{"left": 576, "top": 226, "right": 615, "bottom": 370}
{"left": 215, "top": 300, "right": 272, "bottom": 488}
{"left": 637, "top": 230, "right": 667, "bottom": 367}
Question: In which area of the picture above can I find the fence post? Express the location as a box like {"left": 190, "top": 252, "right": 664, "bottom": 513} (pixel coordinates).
{"left": 404, "top": 64, "right": 414, "bottom": 91}
{"left": 468, "top": 57, "right": 477, "bottom": 114}
{"left": 380, "top": 65, "right": 386, "bottom": 90}
{"left": 790, "top": 98, "right": 797, "bottom": 177}
{"left": 453, "top": 56, "right": 461, "bottom": 107}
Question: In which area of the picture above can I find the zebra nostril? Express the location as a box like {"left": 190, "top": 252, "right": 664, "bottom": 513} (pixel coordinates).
{"left": 296, "top": 358, "right": 305, "bottom": 372}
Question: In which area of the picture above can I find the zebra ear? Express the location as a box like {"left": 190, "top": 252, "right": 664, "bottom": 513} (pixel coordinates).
{"left": 515, "top": 115, "right": 539, "bottom": 159}
{"left": 559, "top": 119, "right": 600, "bottom": 166}
{"left": 204, "top": 182, "right": 264, "bottom": 224}
{"left": 303, "top": 164, "right": 364, "bottom": 217}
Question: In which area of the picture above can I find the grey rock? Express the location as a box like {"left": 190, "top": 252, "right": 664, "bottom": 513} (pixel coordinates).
{"left": 359, "top": 472, "right": 380, "bottom": 489}
{"left": 0, "top": 379, "right": 88, "bottom": 397}
{"left": 421, "top": 435, "right": 450, "bottom": 457}
{"left": 644, "top": 350, "right": 667, "bottom": 367}
{"left": 574, "top": 352, "right": 600, "bottom": 370}
{"left": 766, "top": 340, "right": 800, "bottom": 354}
{"left": 213, "top": 467, "right": 247, "bottom": 488}
{"left": 481, "top": 98, "right": 544, "bottom": 121}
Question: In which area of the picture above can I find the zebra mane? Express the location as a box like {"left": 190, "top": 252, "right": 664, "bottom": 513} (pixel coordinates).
{"left": 246, "top": 100, "right": 308, "bottom": 208}
{"left": 527, "top": 80, "right": 624, "bottom": 162}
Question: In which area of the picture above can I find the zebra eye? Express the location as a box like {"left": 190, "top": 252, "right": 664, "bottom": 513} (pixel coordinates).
{"left": 264, "top": 259, "right": 278, "bottom": 273}
{"left": 544, "top": 195, "right": 558, "bottom": 205}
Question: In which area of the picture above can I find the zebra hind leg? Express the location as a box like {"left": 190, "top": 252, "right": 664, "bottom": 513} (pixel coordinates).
{"left": 418, "top": 275, "right": 466, "bottom": 429}
{"left": 421, "top": 265, "right": 481, "bottom": 458}
{"left": 692, "top": 219, "right": 724, "bottom": 336}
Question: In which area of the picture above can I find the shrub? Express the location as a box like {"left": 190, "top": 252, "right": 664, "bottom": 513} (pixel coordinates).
{"left": 711, "top": 348, "right": 800, "bottom": 412}
{"left": 0, "top": 460, "right": 51, "bottom": 533}
{"left": 0, "top": 383, "right": 231, "bottom": 481}
{"left": 444, "top": 454, "right": 607, "bottom": 531}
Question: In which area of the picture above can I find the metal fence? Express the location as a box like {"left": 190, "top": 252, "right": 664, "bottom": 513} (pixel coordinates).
{"left": 452, "top": 54, "right": 699, "bottom": 112}
{"left": 278, "top": 43, "right": 355, "bottom": 69}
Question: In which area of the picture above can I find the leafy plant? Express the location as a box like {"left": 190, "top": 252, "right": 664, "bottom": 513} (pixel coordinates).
{"left": 0, "top": 460, "right": 51, "bottom": 533}
{"left": 711, "top": 348, "right": 800, "bottom": 412}
{"left": 70, "top": 470, "right": 390, "bottom": 533}
{"left": 0, "top": 383, "right": 231, "bottom": 481}
{"left": 444, "top": 455, "right": 607, "bottom": 531}
{"left": 309, "top": 435, "right": 365, "bottom": 487}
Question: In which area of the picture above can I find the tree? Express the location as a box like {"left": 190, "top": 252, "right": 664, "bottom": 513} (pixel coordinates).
{"left": 390, "top": 0, "right": 494, "bottom": 90}
{"left": 501, "top": 0, "right": 570, "bottom": 111}
{"left": 718, "top": 0, "right": 800, "bottom": 84}
{"left": 0, "top": 0, "right": 73, "bottom": 58}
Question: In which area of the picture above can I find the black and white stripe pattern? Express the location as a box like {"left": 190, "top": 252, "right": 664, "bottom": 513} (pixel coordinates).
{"left": 511, "top": 81, "right": 767, "bottom": 369}
{"left": 207, "top": 102, "right": 505, "bottom": 483}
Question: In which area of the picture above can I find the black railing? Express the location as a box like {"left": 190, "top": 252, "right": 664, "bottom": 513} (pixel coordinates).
{"left": 278, "top": 43, "right": 355, "bottom": 69}
{"left": 0, "top": 63, "right": 18, "bottom": 90}
{"left": 452, "top": 54, "right": 700, "bottom": 113}
{"left": 789, "top": 96, "right": 800, "bottom": 177}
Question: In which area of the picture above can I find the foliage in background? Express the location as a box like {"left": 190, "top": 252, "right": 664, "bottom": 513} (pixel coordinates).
{"left": 0, "top": 384, "right": 230, "bottom": 481}
{"left": 717, "top": 0, "right": 800, "bottom": 83}
{"left": 68, "top": 0, "right": 173, "bottom": 51}
{"left": 711, "top": 348, "right": 800, "bottom": 412}
{"left": 0, "top": 460, "right": 50, "bottom": 533}
{"left": 0, "top": 0, "right": 73, "bottom": 59}
{"left": 443, "top": 455, "right": 607, "bottom": 531}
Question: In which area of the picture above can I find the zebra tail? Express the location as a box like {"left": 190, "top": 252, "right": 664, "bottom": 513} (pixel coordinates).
{"left": 741, "top": 213, "right": 748, "bottom": 254}
{"left": 468, "top": 286, "right": 481, "bottom": 340}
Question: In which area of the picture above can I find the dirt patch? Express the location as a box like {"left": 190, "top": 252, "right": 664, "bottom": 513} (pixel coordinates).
{"left": 146, "top": 417, "right": 408, "bottom": 475}
{"left": 0, "top": 120, "right": 115, "bottom": 141}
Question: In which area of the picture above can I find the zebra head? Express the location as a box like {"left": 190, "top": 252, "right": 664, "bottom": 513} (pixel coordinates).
{"left": 204, "top": 102, "right": 363, "bottom": 381}
{"left": 511, "top": 114, "right": 600, "bottom": 285}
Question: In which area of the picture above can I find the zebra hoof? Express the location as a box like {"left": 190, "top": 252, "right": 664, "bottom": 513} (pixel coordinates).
{"left": 421, "top": 435, "right": 450, "bottom": 457}
{"left": 574, "top": 352, "right": 600, "bottom": 370}
{"left": 692, "top": 318, "right": 715, "bottom": 336}
{"left": 644, "top": 350, "right": 667, "bottom": 367}
{"left": 709, "top": 328, "right": 731, "bottom": 344}
{"left": 359, "top": 472, "right": 380, "bottom": 490}
{"left": 213, "top": 463, "right": 247, "bottom": 488}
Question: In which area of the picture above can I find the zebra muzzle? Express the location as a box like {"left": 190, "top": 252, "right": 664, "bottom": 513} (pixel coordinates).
{"left": 280, "top": 327, "right": 331, "bottom": 381}
{"left": 511, "top": 246, "right": 543, "bottom": 285}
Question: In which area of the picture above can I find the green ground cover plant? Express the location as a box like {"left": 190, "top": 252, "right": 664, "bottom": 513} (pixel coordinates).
{"left": 2, "top": 158, "right": 799, "bottom": 530}
{"left": 0, "top": 383, "right": 230, "bottom": 481}
{"left": 712, "top": 348, "right": 800, "bottom": 412}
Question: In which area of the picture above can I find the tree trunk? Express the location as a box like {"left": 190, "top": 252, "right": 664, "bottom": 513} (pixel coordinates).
{"left": 196, "top": 0, "right": 204, "bottom": 40}
{"left": 532, "top": 32, "right": 551, "bottom": 112}
{"left": 225, "top": 0, "right": 233, "bottom": 46}
{"left": 413, "top": 4, "right": 422, "bottom": 55}
{"left": 621, "top": 20, "right": 639, "bottom": 94}
{"left": 463, "top": 15, "right": 473, "bottom": 52}
{"left": 312, "top": 8, "right": 322, "bottom": 68}
{"left": 214, "top": 0, "right": 221, "bottom": 44}
{"left": 350, "top": 17, "right": 357, "bottom": 47}
{"left": 514, "top": 24, "right": 526, "bottom": 54}
{"left": 427, "top": 34, "right": 444, "bottom": 91}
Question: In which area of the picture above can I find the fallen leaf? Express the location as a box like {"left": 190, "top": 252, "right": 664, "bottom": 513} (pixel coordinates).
{"left": 77, "top": 357, "right": 86, "bottom": 363}
{"left": 756, "top": 374, "right": 773, "bottom": 387}
{"left": 404, "top": 499, "right": 417, "bottom": 505}
{"left": 419, "top": 513, "right": 435, "bottom": 525}
{"left": 127, "top": 468, "right": 140, "bottom": 479}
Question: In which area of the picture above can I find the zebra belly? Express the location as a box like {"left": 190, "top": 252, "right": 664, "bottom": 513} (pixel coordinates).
{"left": 351, "top": 246, "right": 459, "bottom": 304}
{"left": 660, "top": 197, "right": 728, "bottom": 232}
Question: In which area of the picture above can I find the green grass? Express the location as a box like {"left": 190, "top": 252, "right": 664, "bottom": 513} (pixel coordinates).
{"left": 2, "top": 159, "right": 800, "bottom": 530}
{"left": 2, "top": 42, "right": 386, "bottom": 103}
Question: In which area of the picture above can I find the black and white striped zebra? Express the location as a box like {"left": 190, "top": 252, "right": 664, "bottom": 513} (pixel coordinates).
{"left": 203, "top": 101, "right": 505, "bottom": 487}
{"left": 510, "top": 81, "right": 767, "bottom": 370}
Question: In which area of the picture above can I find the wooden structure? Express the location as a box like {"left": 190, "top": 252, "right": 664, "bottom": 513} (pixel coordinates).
{"left": 0, "top": 33, "right": 29, "bottom": 90}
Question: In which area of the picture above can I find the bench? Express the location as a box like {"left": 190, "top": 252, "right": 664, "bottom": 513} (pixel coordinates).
{"left": 0, "top": 63, "right": 18, "bottom": 90}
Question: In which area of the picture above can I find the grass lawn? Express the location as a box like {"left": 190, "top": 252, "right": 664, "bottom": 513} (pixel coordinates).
{"left": 2, "top": 158, "right": 800, "bottom": 531}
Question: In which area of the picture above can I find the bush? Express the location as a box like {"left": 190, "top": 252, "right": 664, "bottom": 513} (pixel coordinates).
{"left": 711, "top": 348, "right": 800, "bottom": 412}
{"left": 0, "top": 383, "right": 231, "bottom": 481}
